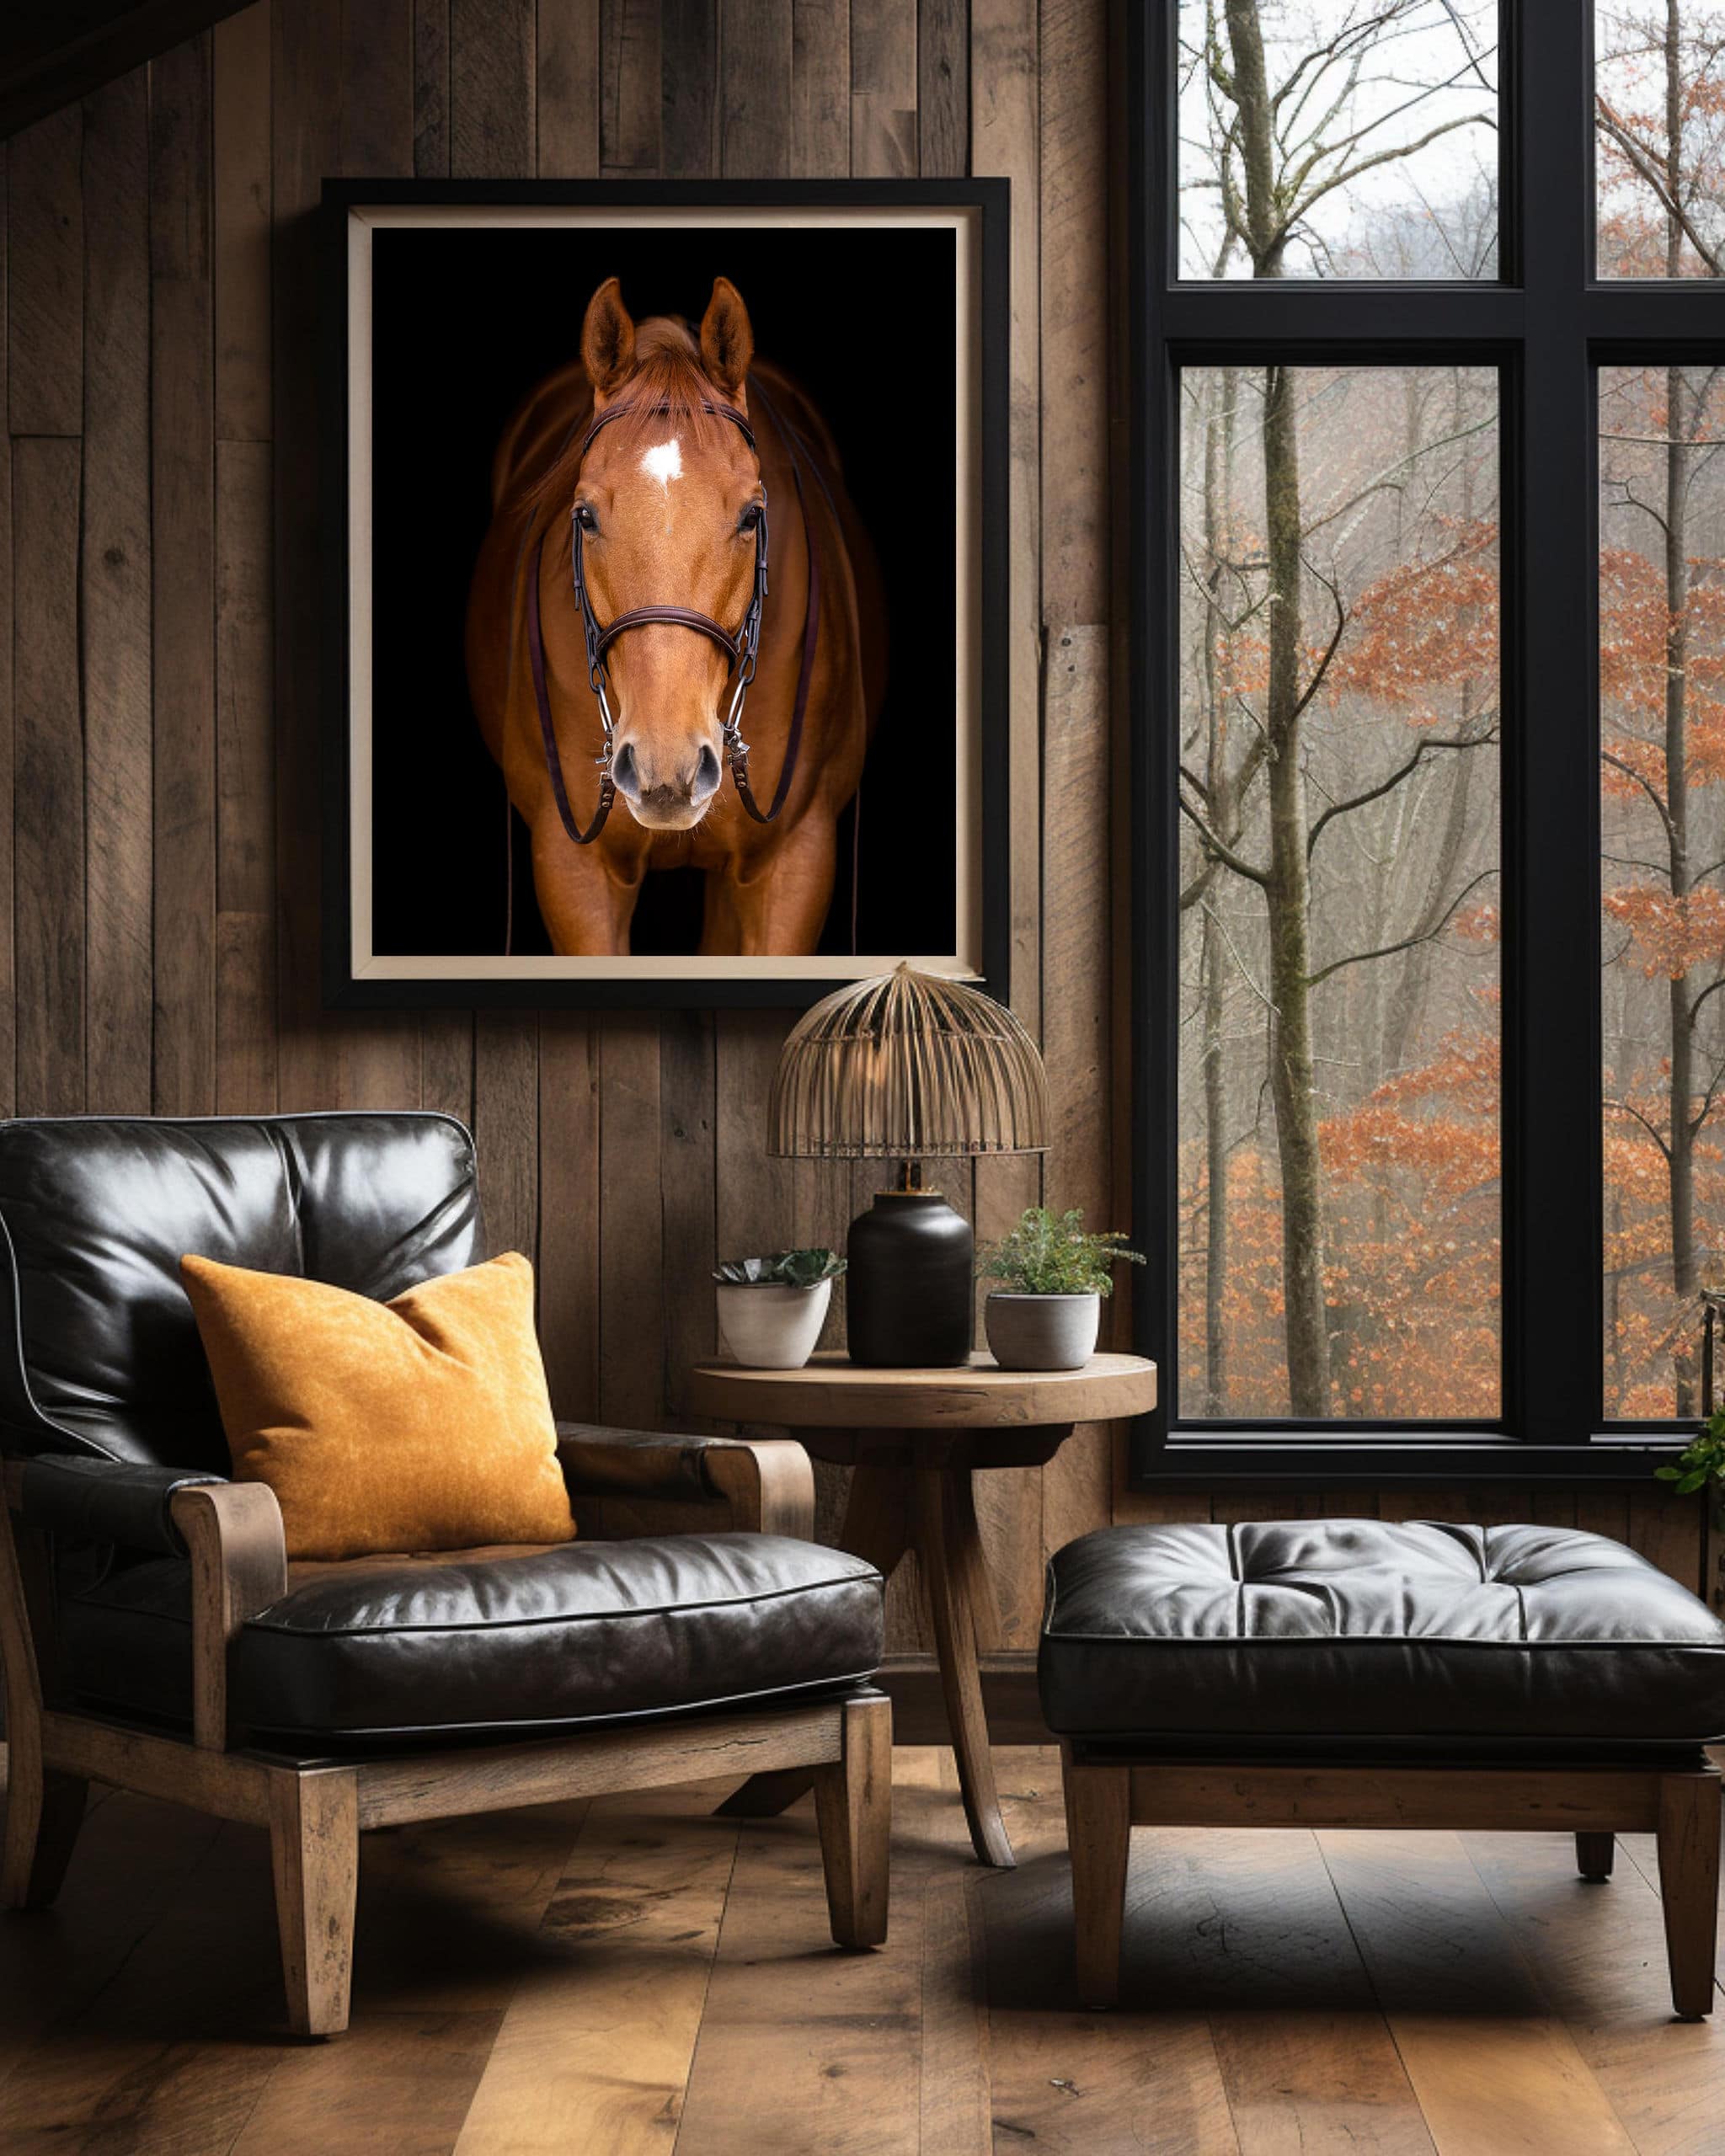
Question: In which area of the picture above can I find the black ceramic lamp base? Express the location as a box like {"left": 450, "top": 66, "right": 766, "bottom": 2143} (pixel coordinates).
{"left": 846, "top": 1187, "right": 975, "bottom": 1368}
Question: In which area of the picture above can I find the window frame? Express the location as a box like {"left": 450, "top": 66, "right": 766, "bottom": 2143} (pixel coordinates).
{"left": 1127, "top": 1, "right": 1725, "bottom": 1486}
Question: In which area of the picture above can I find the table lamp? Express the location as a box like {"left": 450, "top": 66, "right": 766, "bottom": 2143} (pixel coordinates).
{"left": 767, "top": 962, "right": 1049, "bottom": 1367}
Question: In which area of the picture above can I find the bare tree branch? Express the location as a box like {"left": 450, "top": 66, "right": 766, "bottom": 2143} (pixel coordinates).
{"left": 1306, "top": 867, "right": 1495, "bottom": 988}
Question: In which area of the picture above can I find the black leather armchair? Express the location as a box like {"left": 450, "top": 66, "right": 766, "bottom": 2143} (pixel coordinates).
{"left": 0, "top": 1113, "right": 889, "bottom": 2036}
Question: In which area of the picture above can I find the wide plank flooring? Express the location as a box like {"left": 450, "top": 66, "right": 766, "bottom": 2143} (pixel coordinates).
{"left": 2, "top": 1748, "right": 1722, "bottom": 2154}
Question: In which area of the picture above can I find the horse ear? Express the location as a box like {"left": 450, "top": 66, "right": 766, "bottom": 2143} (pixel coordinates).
{"left": 699, "top": 277, "right": 754, "bottom": 401}
{"left": 581, "top": 278, "right": 636, "bottom": 397}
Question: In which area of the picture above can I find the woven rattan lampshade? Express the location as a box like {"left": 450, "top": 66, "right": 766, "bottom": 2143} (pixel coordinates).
{"left": 768, "top": 963, "right": 1048, "bottom": 1161}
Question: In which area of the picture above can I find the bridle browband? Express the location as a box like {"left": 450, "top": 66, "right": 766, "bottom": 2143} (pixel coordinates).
{"left": 525, "top": 376, "right": 822, "bottom": 846}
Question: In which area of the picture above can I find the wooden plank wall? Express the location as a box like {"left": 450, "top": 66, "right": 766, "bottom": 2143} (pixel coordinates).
{"left": 1, "top": 0, "right": 1711, "bottom": 1653}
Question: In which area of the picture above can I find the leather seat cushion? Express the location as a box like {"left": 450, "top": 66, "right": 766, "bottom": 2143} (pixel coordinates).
{"left": 59, "top": 1533, "right": 884, "bottom": 1742}
{"left": 1039, "top": 1520, "right": 1725, "bottom": 1746}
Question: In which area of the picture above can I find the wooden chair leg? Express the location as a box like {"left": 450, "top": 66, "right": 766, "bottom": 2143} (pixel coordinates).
{"left": 813, "top": 1690, "right": 890, "bottom": 1948}
{"left": 1576, "top": 1831, "right": 1615, "bottom": 1881}
{"left": 1062, "top": 1745, "right": 1130, "bottom": 2009}
{"left": 269, "top": 1768, "right": 360, "bottom": 2038}
{"left": 3, "top": 1759, "right": 87, "bottom": 1911}
{"left": 1657, "top": 1772, "right": 1722, "bottom": 2020}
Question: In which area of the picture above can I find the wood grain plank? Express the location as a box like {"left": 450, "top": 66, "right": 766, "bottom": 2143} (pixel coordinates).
{"left": 660, "top": 1011, "right": 718, "bottom": 1425}
{"left": 715, "top": 1012, "right": 796, "bottom": 1281}
{"left": 792, "top": 0, "right": 850, "bottom": 177}
{"left": 151, "top": 34, "right": 217, "bottom": 1117}
{"left": 719, "top": 0, "right": 793, "bottom": 177}
{"left": 672, "top": 1774, "right": 939, "bottom": 2154}
{"left": 972, "top": 1152, "right": 1044, "bottom": 1646}
{"left": 0, "top": 1815, "right": 287, "bottom": 2133}
{"left": 1035, "top": 0, "right": 1111, "bottom": 1593}
{"left": 81, "top": 69, "right": 154, "bottom": 1117}
{"left": 454, "top": 1785, "right": 738, "bottom": 2154}
{"left": 213, "top": 3, "right": 271, "bottom": 444}
{"left": 1466, "top": 1828, "right": 1725, "bottom": 2155}
{"left": 537, "top": 0, "right": 600, "bottom": 177}
{"left": 917, "top": 0, "right": 967, "bottom": 180}
{"left": 598, "top": 1017, "right": 665, "bottom": 1428}
{"left": 978, "top": 1751, "right": 1241, "bottom": 2153}
{"left": 664, "top": 0, "right": 719, "bottom": 176}
{"left": 451, "top": 0, "right": 534, "bottom": 174}
{"left": 8, "top": 106, "right": 82, "bottom": 437}
{"left": 537, "top": 1011, "right": 599, "bottom": 1419}
{"left": 13, "top": 437, "right": 85, "bottom": 1117}
{"left": 600, "top": 0, "right": 660, "bottom": 173}
{"left": 216, "top": 435, "right": 273, "bottom": 918}
{"left": 970, "top": 0, "right": 1039, "bottom": 1043}
{"left": 414, "top": 0, "right": 451, "bottom": 174}
{"left": 473, "top": 1010, "right": 538, "bottom": 1257}
{"left": 850, "top": 0, "right": 916, "bottom": 177}
{"left": 339, "top": 0, "right": 414, "bottom": 172}
{"left": 270, "top": 0, "right": 346, "bottom": 1111}
{"left": 1318, "top": 1829, "right": 1639, "bottom": 2155}
{"left": 1627, "top": 1486, "right": 1705, "bottom": 1597}
{"left": 1124, "top": 1822, "right": 1434, "bottom": 2153}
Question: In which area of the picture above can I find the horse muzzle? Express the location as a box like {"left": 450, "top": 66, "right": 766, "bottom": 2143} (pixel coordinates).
{"left": 611, "top": 735, "right": 724, "bottom": 830}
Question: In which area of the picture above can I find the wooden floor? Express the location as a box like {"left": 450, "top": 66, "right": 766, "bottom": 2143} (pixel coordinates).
{"left": 2, "top": 1746, "right": 1723, "bottom": 2154}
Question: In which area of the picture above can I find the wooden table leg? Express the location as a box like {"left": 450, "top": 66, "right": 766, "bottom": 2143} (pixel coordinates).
{"left": 914, "top": 1465, "right": 1015, "bottom": 1868}
{"left": 716, "top": 1456, "right": 912, "bottom": 1821}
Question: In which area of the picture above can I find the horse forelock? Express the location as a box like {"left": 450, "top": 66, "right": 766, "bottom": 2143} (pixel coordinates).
{"left": 521, "top": 318, "right": 737, "bottom": 520}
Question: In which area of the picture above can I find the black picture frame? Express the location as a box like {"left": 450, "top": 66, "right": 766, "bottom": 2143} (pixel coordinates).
{"left": 320, "top": 178, "right": 1011, "bottom": 1011}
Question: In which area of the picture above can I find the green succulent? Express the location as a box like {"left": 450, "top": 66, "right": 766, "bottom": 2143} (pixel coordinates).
{"left": 1655, "top": 1409, "right": 1725, "bottom": 1496}
{"left": 712, "top": 1248, "right": 846, "bottom": 1289}
{"left": 976, "top": 1208, "right": 1145, "bottom": 1298}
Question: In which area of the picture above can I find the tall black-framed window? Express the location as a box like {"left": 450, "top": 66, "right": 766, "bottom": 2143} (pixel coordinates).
{"left": 1128, "top": 2, "right": 1725, "bottom": 1486}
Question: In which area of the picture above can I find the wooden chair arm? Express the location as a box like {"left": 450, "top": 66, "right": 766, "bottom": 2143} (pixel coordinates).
{"left": 169, "top": 1483, "right": 287, "bottom": 1751}
{"left": 702, "top": 1438, "right": 816, "bottom": 1540}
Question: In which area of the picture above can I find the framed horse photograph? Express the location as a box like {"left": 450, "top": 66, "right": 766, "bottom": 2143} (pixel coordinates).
{"left": 321, "top": 179, "right": 1009, "bottom": 1009}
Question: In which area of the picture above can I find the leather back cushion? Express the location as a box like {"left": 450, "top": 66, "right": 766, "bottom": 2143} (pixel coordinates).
{"left": 181, "top": 1251, "right": 573, "bottom": 1560}
{"left": 0, "top": 1115, "right": 483, "bottom": 1469}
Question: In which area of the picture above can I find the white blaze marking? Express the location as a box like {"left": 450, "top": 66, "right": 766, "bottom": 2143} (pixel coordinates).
{"left": 640, "top": 437, "right": 682, "bottom": 494}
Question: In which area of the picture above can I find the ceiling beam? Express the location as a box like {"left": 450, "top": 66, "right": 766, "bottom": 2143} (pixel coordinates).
{"left": 0, "top": 0, "right": 257, "bottom": 141}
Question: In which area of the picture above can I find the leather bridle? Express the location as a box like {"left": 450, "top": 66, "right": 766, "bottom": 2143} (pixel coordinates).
{"left": 525, "top": 376, "right": 822, "bottom": 846}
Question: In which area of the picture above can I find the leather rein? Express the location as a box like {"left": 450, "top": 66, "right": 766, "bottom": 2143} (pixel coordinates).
{"left": 524, "top": 375, "right": 822, "bottom": 846}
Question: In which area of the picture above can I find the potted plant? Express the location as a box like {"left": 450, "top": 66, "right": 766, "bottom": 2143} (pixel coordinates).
{"left": 712, "top": 1249, "right": 846, "bottom": 1369}
{"left": 975, "top": 1208, "right": 1144, "bottom": 1371}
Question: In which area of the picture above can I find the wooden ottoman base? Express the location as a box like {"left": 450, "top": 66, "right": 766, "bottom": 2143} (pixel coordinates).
{"left": 1060, "top": 1746, "right": 1723, "bottom": 2020}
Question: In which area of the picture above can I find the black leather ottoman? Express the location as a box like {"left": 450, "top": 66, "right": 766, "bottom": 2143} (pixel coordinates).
{"left": 1039, "top": 1520, "right": 1725, "bottom": 2016}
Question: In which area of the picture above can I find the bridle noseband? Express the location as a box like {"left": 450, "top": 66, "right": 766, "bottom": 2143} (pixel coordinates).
{"left": 526, "top": 379, "right": 820, "bottom": 846}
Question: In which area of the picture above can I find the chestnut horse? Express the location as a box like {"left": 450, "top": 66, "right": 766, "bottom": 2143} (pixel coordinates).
{"left": 466, "top": 277, "right": 885, "bottom": 956}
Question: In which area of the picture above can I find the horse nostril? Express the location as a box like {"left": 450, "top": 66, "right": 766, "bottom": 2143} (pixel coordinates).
{"left": 692, "top": 743, "right": 722, "bottom": 803}
{"left": 611, "top": 740, "right": 639, "bottom": 800}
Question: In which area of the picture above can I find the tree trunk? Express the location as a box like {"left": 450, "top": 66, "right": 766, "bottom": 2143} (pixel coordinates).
{"left": 1664, "top": 3, "right": 1698, "bottom": 1416}
{"left": 1226, "top": 0, "right": 1329, "bottom": 1413}
{"left": 1263, "top": 360, "right": 1331, "bottom": 1416}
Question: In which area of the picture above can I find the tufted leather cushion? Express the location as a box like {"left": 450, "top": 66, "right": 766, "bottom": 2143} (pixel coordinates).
{"left": 0, "top": 1114, "right": 482, "bottom": 1469}
{"left": 57, "top": 1533, "right": 884, "bottom": 1744}
{"left": 1039, "top": 1520, "right": 1725, "bottom": 1747}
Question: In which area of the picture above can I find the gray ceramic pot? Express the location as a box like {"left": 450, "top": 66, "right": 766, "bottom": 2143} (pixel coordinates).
{"left": 983, "top": 1290, "right": 1100, "bottom": 1372}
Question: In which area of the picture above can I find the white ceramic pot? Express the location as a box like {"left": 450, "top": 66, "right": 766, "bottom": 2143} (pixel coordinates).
{"left": 984, "top": 1290, "right": 1100, "bottom": 1372}
{"left": 716, "top": 1276, "right": 833, "bottom": 1369}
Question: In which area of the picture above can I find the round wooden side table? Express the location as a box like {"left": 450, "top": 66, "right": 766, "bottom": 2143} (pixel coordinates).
{"left": 686, "top": 1350, "right": 1158, "bottom": 1867}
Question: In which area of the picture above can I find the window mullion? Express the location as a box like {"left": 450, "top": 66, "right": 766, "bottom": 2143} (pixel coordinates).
{"left": 1504, "top": 4, "right": 1599, "bottom": 1443}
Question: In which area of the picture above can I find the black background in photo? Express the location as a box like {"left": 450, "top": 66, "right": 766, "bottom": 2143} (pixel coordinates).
{"left": 368, "top": 223, "right": 959, "bottom": 957}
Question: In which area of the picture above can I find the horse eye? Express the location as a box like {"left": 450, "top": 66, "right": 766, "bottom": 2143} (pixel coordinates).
{"left": 737, "top": 503, "right": 762, "bottom": 534}
{"left": 574, "top": 502, "right": 599, "bottom": 534}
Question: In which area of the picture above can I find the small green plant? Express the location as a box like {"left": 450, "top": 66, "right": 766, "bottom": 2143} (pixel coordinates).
{"left": 712, "top": 1248, "right": 846, "bottom": 1289}
{"left": 1655, "top": 1409, "right": 1725, "bottom": 1496}
{"left": 976, "top": 1208, "right": 1145, "bottom": 1298}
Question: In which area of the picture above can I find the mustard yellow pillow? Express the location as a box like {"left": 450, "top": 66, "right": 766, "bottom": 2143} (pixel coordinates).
{"left": 179, "top": 1251, "right": 575, "bottom": 1561}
